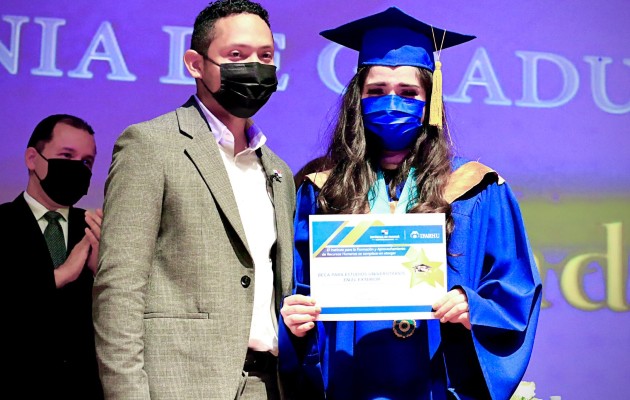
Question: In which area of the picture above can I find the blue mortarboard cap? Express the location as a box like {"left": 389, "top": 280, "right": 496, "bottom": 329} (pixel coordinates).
{"left": 320, "top": 6, "right": 475, "bottom": 70}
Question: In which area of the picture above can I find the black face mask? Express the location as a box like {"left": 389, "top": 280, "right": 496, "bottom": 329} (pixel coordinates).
{"left": 35, "top": 151, "right": 92, "bottom": 206}
{"left": 203, "top": 57, "right": 278, "bottom": 118}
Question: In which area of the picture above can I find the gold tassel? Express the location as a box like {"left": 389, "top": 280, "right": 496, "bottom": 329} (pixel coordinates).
{"left": 429, "top": 60, "right": 443, "bottom": 129}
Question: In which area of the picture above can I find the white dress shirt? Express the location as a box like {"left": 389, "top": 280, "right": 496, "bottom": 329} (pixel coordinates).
{"left": 195, "top": 96, "right": 279, "bottom": 354}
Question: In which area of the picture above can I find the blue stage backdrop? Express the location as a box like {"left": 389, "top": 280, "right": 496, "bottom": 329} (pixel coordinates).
{"left": 1, "top": 1, "right": 628, "bottom": 398}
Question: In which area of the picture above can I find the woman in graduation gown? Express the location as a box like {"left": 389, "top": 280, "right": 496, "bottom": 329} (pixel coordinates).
{"left": 279, "top": 7, "right": 542, "bottom": 400}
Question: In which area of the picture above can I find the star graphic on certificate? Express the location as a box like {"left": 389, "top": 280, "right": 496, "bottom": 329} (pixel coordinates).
{"left": 402, "top": 247, "right": 444, "bottom": 288}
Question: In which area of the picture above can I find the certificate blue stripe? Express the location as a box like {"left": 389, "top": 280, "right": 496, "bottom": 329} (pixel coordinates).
{"left": 321, "top": 305, "right": 434, "bottom": 314}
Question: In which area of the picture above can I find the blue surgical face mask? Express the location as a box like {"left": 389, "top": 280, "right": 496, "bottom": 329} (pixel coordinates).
{"left": 361, "top": 95, "right": 425, "bottom": 151}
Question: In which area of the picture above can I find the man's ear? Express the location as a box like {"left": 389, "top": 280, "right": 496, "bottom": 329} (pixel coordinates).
{"left": 25, "top": 147, "right": 38, "bottom": 171}
{"left": 184, "top": 49, "right": 204, "bottom": 79}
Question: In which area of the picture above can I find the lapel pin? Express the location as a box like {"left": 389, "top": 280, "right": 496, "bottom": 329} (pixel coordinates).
{"left": 271, "top": 169, "right": 283, "bottom": 183}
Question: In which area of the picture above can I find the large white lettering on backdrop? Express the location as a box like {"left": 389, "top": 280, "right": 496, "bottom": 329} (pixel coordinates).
{"left": 1, "top": 15, "right": 628, "bottom": 114}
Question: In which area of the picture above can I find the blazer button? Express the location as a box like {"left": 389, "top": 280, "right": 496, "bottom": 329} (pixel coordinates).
{"left": 241, "top": 275, "right": 251, "bottom": 288}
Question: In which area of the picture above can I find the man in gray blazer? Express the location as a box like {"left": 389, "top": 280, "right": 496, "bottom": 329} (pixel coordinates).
{"left": 92, "top": 1, "right": 295, "bottom": 399}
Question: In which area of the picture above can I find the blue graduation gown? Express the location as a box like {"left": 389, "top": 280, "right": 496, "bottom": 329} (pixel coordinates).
{"left": 279, "top": 158, "right": 542, "bottom": 400}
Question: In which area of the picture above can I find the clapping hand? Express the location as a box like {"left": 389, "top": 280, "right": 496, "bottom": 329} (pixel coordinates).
{"left": 84, "top": 208, "right": 103, "bottom": 275}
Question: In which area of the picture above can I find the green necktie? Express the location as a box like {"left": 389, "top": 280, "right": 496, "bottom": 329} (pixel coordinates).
{"left": 43, "top": 211, "right": 66, "bottom": 268}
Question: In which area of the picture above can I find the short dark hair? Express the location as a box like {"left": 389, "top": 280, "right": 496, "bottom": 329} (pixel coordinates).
{"left": 27, "top": 114, "right": 95, "bottom": 151}
{"left": 190, "top": 0, "right": 270, "bottom": 54}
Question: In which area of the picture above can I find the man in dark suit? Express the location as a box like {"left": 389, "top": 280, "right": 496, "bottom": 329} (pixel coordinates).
{"left": 93, "top": 1, "right": 295, "bottom": 399}
{"left": 2, "top": 114, "right": 104, "bottom": 399}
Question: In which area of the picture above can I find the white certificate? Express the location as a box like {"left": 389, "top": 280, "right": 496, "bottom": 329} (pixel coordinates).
{"left": 309, "top": 213, "right": 447, "bottom": 321}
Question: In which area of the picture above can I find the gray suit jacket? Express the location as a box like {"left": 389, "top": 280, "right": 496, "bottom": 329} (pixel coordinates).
{"left": 93, "top": 97, "right": 295, "bottom": 399}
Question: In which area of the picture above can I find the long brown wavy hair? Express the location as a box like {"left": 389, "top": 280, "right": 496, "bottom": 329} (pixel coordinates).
{"left": 318, "top": 65, "right": 454, "bottom": 236}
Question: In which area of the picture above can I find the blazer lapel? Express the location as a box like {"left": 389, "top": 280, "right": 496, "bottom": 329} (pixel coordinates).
{"left": 258, "top": 147, "right": 283, "bottom": 215}
{"left": 67, "top": 208, "right": 85, "bottom": 250}
{"left": 176, "top": 97, "right": 251, "bottom": 258}
{"left": 14, "top": 194, "right": 57, "bottom": 286}
{"left": 258, "top": 147, "right": 293, "bottom": 304}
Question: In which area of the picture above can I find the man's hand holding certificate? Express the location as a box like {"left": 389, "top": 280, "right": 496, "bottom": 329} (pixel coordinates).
{"left": 309, "top": 213, "right": 447, "bottom": 321}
